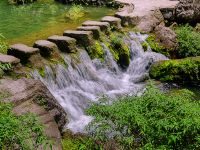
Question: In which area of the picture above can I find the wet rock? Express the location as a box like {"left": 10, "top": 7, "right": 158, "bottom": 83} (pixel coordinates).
{"left": 82, "top": 21, "right": 110, "bottom": 32}
{"left": 0, "top": 54, "right": 20, "bottom": 65}
{"left": 33, "top": 40, "right": 58, "bottom": 57}
{"left": 114, "top": 12, "right": 135, "bottom": 26}
{"left": 63, "top": 30, "right": 94, "bottom": 47}
{"left": 0, "top": 78, "right": 68, "bottom": 149}
{"left": 48, "top": 35, "right": 77, "bottom": 53}
{"left": 77, "top": 26, "right": 101, "bottom": 40}
{"left": 154, "top": 24, "right": 178, "bottom": 50}
{"left": 7, "top": 44, "right": 39, "bottom": 63}
{"left": 101, "top": 16, "right": 122, "bottom": 30}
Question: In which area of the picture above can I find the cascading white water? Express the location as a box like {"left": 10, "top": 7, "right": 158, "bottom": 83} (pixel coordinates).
{"left": 33, "top": 32, "right": 168, "bottom": 133}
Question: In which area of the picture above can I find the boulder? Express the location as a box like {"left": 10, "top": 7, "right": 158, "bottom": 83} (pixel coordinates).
{"left": 0, "top": 78, "right": 68, "bottom": 149}
{"left": 33, "top": 40, "right": 58, "bottom": 57}
{"left": 154, "top": 24, "right": 178, "bottom": 50}
{"left": 175, "top": 0, "right": 200, "bottom": 24}
{"left": 82, "top": 21, "right": 110, "bottom": 32}
{"left": 63, "top": 30, "right": 94, "bottom": 47}
{"left": 7, "top": 44, "right": 39, "bottom": 63}
{"left": 0, "top": 54, "right": 20, "bottom": 65}
{"left": 150, "top": 56, "right": 200, "bottom": 83}
{"left": 77, "top": 26, "right": 101, "bottom": 40}
{"left": 48, "top": 35, "right": 77, "bottom": 53}
{"left": 114, "top": 12, "right": 136, "bottom": 26}
{"left": 101, "top": 16, "right": 122, "bottom": 30}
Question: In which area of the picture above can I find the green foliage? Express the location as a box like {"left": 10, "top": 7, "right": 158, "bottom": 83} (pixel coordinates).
{"left": 86, "top": 41, "right": 105, "bottom": 61}
{"left": 145, "top": 35, "right": 169, "bottom": 57}
{"left": 0, "top": 63, "right": 12, "bottom": 71}
{"left": 109, "top": 33, "right": 130, "bottom": 67}
{"left": 0, "top": 101, "right": 51, "bottom": 149}
{"left": 149, "top": 56, "right": 200, "bottom": 83}
{"left": 62, "top": 131, "right": 103, "bottom": 150}
{"left": 175, "top": 24, "right": 200, "bottom": 58}
{"left": 8, "top": 0, "right": 35, "bottom": 5}
{"left": 86, "top": 83, "right": 200, "bottom": 150}
{"left": 65, "top": 5, "right": 86, "bottom": 21}
{"left": 0, "top": 34, "right": 8, "bottom": 54}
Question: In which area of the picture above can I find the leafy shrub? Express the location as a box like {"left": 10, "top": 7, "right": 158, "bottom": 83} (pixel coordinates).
{"left": 0, "top": 101, "right": 51, "bottom": 149}
{"left": 149, "top": 56, "right": 200, "bottom": 83}
{"left": 0, "top": 63, "right": 12, "bottom": 71}
{"left": 175, "top": 24, "right": 200, "bottom": 58}
{"left": 86, "top": 83, "right": 200, "bottom": 150}
{"left": 8, "top": 0, "right": 36, "bottom": 5}
{"left": 0, "top": 34, "right": 8, "bottom": 54}
{"left": 65, "top": 5, "right": 86, "bottom": 21}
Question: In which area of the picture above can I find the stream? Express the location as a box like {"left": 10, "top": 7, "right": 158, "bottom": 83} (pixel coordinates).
{"left": 33, "top": 32, "right": 168, "bottom": 133}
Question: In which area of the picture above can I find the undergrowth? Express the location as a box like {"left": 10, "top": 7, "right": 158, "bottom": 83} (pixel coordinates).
{"left": 86, "top": 82, "right": 200, "bottom": 150}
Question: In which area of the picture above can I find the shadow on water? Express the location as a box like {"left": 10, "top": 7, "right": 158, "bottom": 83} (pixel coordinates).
{"left": 0, "top": 0, "right": 115, "bottom": 45}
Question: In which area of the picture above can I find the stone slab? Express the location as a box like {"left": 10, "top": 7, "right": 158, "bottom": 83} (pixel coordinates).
{"left": 48, "top": 35, "right": 77, "bottom": 53}
{"left": 0, "top": 54, "right": 20, "bottom": 65}
{"left": 101, "top": 16, "right": 122, "bottom": 29}
{"left": 77, "top": 26, "right": 101, "bottom": 40}
{"left": 82, "top": 20, "right": 110, "bottom": 32}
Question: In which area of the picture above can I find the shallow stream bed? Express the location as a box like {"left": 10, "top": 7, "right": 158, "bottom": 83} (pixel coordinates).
{"left": 0, "top": 0, "right": 114, "bottom": 45}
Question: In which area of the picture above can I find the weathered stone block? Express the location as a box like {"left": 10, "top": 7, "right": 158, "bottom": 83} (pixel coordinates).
{"left": 101, "top": 16, "right": 122, "bottom": 30}
{"left": 33, "top": 40, "right": 58, "bottom": 57}
{"left": 77, "top": 26, "right": 101, "bottom": 40}
{"left": 48, "top": 35, "right": 77, "bottom": 53}
{"left": 7, "top": 44, "right": 39, "bottom": 63}
{"left": 82, "top": 21, "right": 110, "bottom": 32}
{"left": 0, "top": 54, "right": 20, "bottom": 65}
{"left": 63, "top": 30, "right": 94, "bottom": 47}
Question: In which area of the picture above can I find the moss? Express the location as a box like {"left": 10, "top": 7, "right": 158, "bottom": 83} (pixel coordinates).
{"left": 142, "top": 42, "right": 148, "bottom": 51}
{"left": 86, "top": 41, "right": 105, "bottom": 62}
{"left": 0, "top": 90, "right": 11, "bottom": 101}
{"left": 109, "top": 32, "right": 130, "bottom": 68}
{"left": 150, "top": 56, "right": 200, "bottom": 83}
{"left": 38, "top": 67, "right": 45, "bottom": 77}
{"left": 145, "top": 34, "right": 170, "bottom": 57}
{"left": 0, "top": 69, "right": 4, "bottom": 79}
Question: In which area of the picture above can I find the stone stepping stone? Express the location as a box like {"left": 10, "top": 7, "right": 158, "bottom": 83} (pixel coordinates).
{"left": 48, "top": 35, "right": 77, "bottom": 53}
{"left": 0, "top": 54, "right": 20, "bottom": 65}
{"left": 7, "top": 44, "right": 39, "bottom": 63}
{"left": 115, "top": 12, "right": 133, "bottom": 26}
{"left": 77, "top": 26, "right": 101, "bottom": 40}
{"left": 63, "top": 30, "right": 94, "bottom": 47}
{"left": 101, "top": 16, "right": 122, "bottom": 30}
{"left": 33, "top": 40, "right": 58, "bottom": 57}
{"left": 82, "top": 21, "right": 110, "bottom": 32}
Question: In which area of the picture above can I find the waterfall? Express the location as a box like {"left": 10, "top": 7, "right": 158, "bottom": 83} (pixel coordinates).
{"left": 33, "top": 32, "right": 168, "bottom": 133}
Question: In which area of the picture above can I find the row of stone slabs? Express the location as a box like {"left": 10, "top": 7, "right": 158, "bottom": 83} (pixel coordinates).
{"left": 0, "top": 16, "right": 122, "bottom": 66}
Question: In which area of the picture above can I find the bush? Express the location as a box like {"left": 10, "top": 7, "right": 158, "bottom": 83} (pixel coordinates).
{"left": 0, "top": 34, "right": 8, "bottom": 54}
{"left": 8, "top": 0, "right": 36, "bottom": 5}
{"left": 86, "top": 83, "right": 200, "bottom": 150}
{"left": 149, "top": 56, "right": 200, "bottom": 83}
{"left": 65, "top": 5, "right": 86, "bottom": 21}
{"left": 175, "top": 24, "right": 200, "bottom": 58}
{"left": 0, "top": 92, "right": 51, "bottom": 149}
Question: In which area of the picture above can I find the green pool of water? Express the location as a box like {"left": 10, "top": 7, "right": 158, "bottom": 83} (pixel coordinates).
{"left": 0, "top": 0, "right": 115, "bottom": 45}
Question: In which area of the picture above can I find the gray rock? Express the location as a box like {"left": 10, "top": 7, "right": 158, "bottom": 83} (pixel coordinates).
{"left": 0, "top": 54, "right": 20, "bottom": 65}
{"left": 114, "top": 12, "right": 134, "bottom": 26}
{"left": 63, "top": 30, "right": 94, "bottom": 47}
{"left": 7, "top": 44, "right": 39, "bottom": 63}
{"left": 0, "top": 78, "right": 67, "bottom": 149}
{"left": 77, "top": 26, "right": 101, "bottom": 40}
{"left": 101, "top": 16, "right": 122, "bottom": 30}
{"left": 82, "top": 21, "right": 110, "bottom": 32}
{"left": 154, "top": 24, "right": 178, "bottom": 50}
{"left": 48, "top": 35, "right": 77, "bottom": 53}
{"left": 33, "top": 40, "right": 58, "bottom": 57}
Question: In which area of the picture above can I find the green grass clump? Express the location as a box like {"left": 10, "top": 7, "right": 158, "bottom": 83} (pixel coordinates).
{"left": 175, "top": 24, "right": 200, "bottom": 58}
{"left": 65, "top": 5, "right": 86, "bottom": 21}
{"left": 86, "top": 83, "right": 200, "bottom": 150}
{"left": 0, "top": 101, "right": 51, "bottom": 149}
{"left": 0, "top": 34, "right": 8, "bottom": 54}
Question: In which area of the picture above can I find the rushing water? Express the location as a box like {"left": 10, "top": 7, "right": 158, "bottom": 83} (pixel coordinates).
{"left": 33, "top": 32, "right": 168, "bottom": 133}
{"left": 0, "top": 0, "right": 114, "bottom": 45}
